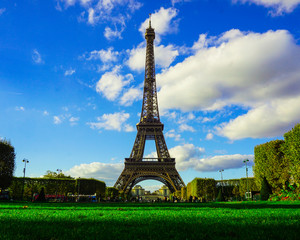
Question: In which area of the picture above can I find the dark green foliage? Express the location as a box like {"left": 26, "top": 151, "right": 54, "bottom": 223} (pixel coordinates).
{"left": 253, "top": 140, "right": 289, "bottom": 193}
{"left": 0, "top": 139, "right": 15, "bottom": 189}
{"left": 105, "top": 187, "right": 119, "bottom": 199}
{"left": 43, "top": 170, "right": 73, "bottom": 179}
{"left": 9, "top": 177, "right": 76, "bottom": 200}
{"left": 187, "top": 178, "right": 216, "bottom": 201}
{"left": 216, "top": 189, "right": 224, "bottom": 202}
{"left": 181, "top": 186, "right": 187, "bottom": 201}
{"left": 239, "top": 178, "right": 260, "bottom": 197}
{"left": 260, "top": 177, "right": 272, "bottom": 201}
{"left": 36, "top": 187, "right": 46, "bottom": 202}
{"left": 283, "top": 123, "right": 300, "bottom": 185}
{"left": 76, "top": 178, "right": 106, "bottom": 197}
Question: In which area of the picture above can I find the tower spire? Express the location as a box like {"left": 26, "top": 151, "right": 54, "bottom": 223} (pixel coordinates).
{"left": 149, "top": 13, "right": 152, "bottom": 28}
{"left": 141, "top": 13, "right": 158, "bottom": 123}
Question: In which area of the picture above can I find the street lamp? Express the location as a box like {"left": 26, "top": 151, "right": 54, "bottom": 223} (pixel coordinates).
{"left": 243, "top": 159, "right": 250, "bottom": 199}
{"left": 22, "top": 159, "right": 29, "bottom": 200}
{"left": 219, "top": 169, "right": 224, "bottom": 193}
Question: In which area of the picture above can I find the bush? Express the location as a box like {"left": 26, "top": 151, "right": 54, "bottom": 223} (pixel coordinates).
{"left": 253, "top": 140, "right": 289, "bottom": 193}
{"left": 269, "top": 182, "right": 300, "bottom": 201}
{"left": 260, "top": 177, "right": 272, "bottom": 201}
{"left": 105, "top": 187, "right": 119, "bottom": 199}
{"left": 0, "top": 139, "right": 15, "bottom": 189}
{"left": 216, "top": 189, "right": 224, "bottom": 202}
{"left": 187, "top": 178, "right": 216, "bottom": 201}
{"left": 283, "top": 123, "right": 300, "bottom": 186}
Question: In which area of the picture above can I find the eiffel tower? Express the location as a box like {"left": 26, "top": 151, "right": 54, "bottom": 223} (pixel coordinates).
{"left": 114, "top": 16, "right": 185, "bottom": 194}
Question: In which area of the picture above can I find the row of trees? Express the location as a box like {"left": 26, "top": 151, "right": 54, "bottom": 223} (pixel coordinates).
{"left": 253, "top": 123, "right": 300, "bottom": 193}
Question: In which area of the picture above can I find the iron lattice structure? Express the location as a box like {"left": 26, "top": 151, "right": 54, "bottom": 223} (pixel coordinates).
{"left": 114, "top": 19, "right": 185, "bottom": 193}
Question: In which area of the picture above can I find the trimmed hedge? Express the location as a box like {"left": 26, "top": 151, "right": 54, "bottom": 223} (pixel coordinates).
{"left": 283, "top": 123, "right": 300, "bottom": 185}
{"left": 9, "top": 177, "right": 105, "bottom": 200}
{"left": 187, "top": 178, "right": 216, "bottom": 201}
{"left": 76, "top": 178, "right": 106, "bottom": 197}
{"left": 253, "top": 140, "right": 290, "bottom": 193}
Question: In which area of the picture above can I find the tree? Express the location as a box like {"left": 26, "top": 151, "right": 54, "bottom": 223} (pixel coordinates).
{"left": 43, "top": 170, "right": 73, "bottom": 179}
{"left": 260, "top": 177, "right": 272, "bottom": 201}
{"left": 253, "top": 140, "right": 289, "bottom": 193}
{"left": 283, "top": 123, "right": 300, "bottom": 185}
{"left": 0, "top": 139, "right": 16, "bottom": 189}
{"left": 216, "top": 189, "right": 224, "bottom": 202}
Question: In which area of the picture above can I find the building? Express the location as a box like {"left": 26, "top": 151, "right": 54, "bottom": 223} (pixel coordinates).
{"left": 130, "top": 185, "right": 145, "bottom": 197}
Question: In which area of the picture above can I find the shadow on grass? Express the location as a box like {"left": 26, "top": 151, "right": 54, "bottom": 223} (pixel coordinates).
{"left": 1, "top": 201, "right": 300, "bottom": 211}
{"left": 1, "top": 214, "right": 299, "bottom": 240}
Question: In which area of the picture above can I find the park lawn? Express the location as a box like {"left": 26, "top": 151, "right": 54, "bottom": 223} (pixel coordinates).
{"left": 0, "top": 201, "right": 299, "bottom": 240}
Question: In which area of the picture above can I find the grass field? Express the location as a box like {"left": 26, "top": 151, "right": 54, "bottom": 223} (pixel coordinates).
{"left": 0, "top": 201, "right": 300, "bottom": 240}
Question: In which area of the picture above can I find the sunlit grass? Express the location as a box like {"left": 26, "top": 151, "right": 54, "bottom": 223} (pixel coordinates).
{"left": 0, "top": 201, "right": 299, "bottom": 239}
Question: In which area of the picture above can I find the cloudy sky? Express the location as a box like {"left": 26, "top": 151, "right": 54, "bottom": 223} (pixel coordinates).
{"left": 1, "top": 0, "right": 300, "bottom": 191}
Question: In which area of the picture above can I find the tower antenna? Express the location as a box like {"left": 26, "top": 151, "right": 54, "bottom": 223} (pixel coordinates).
{"left": 149, "top": 13, "right": 152, "bottom": 28}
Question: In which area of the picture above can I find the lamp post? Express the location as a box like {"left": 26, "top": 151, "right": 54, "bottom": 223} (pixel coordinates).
{"left": 219, "top": 169, "right": 224, "bottom": 193}
{"left": 22, "top": 159, "right": 29, "bottom": 200}
{"left": 243, "top": 159, "right": 249, "bottom": 199}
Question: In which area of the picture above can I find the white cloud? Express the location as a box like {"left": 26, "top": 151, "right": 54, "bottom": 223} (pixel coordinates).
{"left": 43, "top": 110, "right": 49, "bottom": 116}
{"left": 217, "top": 96, "right": 300, "bottom": 140}
{"left": 88, "top": 7, "right": 96, "bottom": 24}
{"left": 234, "top": 0, "right": 300, "bottom": 15}
{"left": 157, "top": 29, "right": 300, "bottom": 139}
{"left": 124, "top": 124, "right": 135, "bottom": 132}
{"left": 57, "top": 0, "right": 142, "bottom": 38}
{"left": 206, "top": 133, "right": 214, "bottom": 140}
{"left": 32, "top": 49, "right": 44, "bottom": 64}
{"left": 165, "top": 129, "right": 182, "bottom": 141}
{"left": 87, "top": 111, "right": 132, "bottom": 131}
{"left": 0, "top": 8, "right": 6, "bottom": 16}
{"left": 201, "top": 117, "right": 215, "bottom": 123}
{"left": 139, "top": 7, "right": 179, "bottom": 42}
{"left": 15, "top": 106, "right": 25, "bottom": 111}
{"left": 104, "top": 26, "right": 123, "bottom": 40}
{"left": 179, "top": 123, "right": 195, "bottom": 132}
{"left": 86, "top": 47, "right": 119, "bottom": 62}
{"left": 169, "top": 144, "right": 205, "bottom": 171}
{"left": 65, "top": 162, "right": 123, "bottom": 186}
{"left": 80, "top": 0, "right": 93, "bottom": 6}
{"left": 171, "top": 0, "right": 191, "bottom": 6}
{"left": 69, "top": 117, "right": 80, "bottom": 125}
{"left": 96, "top": 66, "right": 133, "bottom": 101}
{"left": 127, "top": 43, "right": 179, "bottom": 71}
{"left": 64, "top": 68, "right": 76, "bottom": 76}
{"left": 169, "top": 143, "right": 252, "bottom": 172}
{"left": 119, "top": 87, "right": 143, "bottom": 106}
{"left": 53, "top": 116, "right": 62, "bottom": 124}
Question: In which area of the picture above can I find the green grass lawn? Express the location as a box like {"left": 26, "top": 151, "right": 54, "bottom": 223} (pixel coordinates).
{"left": 0, "top": 201, "right": 299, "bottom": 240}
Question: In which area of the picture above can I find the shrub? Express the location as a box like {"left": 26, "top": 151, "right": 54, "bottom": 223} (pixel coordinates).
{"left": 0, "top": 139, "right": 15, "bottom": 189}
{"left": 260, "top": 177, "right": 272, "bottom": 201}
{"left": 254, "top": 140, "right": 289, "bottom": 193}
{"left": 283, "top": 123, "right": 300, "bottom": 186}
{"left": 216, "top": 189, "right": 224, "bottom": 202}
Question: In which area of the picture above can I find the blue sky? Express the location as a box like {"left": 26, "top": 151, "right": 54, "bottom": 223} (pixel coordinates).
{"left": 1, "top": 0, "right": 300, "bottom": 191}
